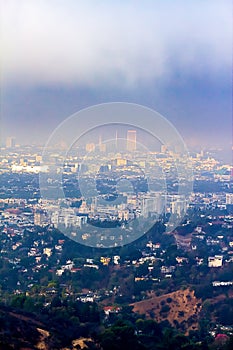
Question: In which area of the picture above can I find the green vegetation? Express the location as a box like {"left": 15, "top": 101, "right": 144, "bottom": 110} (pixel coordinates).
{"left": 0, "top": 298, "right": 232, "bottom": 349}
{"left": 0, "top": 204, "right": 232, "bottom": 348}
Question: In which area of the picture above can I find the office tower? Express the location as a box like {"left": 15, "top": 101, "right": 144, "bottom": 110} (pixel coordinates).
{"left": 6, "top": 136, "right": 15, "bottom": 148}
{"left": 99, "top": 136, "right": 106, "bottom": 152}
{"left": 34, "top": 211, "right": 47, "bottom": 226}
{"left": 161, "top": 145, "right": 167, "bottom": 153}
{"left": 127, "top": 130, "right": 136, "bottom": 152}
{"left": 171, "top": 199, "right": 187, "bottom": 217}
{"left": 115, "top": 130, "right": 118, "bottom": 149}
{"left": 86, "top": 143, "right": 95, "bottom": 152}
{"left": 141, "top": 194, "right": 165, "bottom": 218}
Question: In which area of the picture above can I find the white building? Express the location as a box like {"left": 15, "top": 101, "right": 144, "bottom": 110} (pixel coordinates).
{"left": 226, "top": 193, "right": 233, "bottom": 205}
{"left": 141, "top": 193, "right": 165, "bottom": 218}
{"left": 171, "top": 199, "right": 187, "bottom": 217}
{"left": 208, "top": 255, "right": 223, "bottom": 268}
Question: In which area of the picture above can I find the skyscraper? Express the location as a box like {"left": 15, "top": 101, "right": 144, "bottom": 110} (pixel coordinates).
{"left": 115, "top": 130, "right": 118, "bottom": 149}
{"left": 126, "top": 130, "right": 136, "bottom": 152}
{"left": 6, "top": 136, "right": 15, "bottom": 148}
{"left": 98, "top": 136, "right": 106, "bottom": 152}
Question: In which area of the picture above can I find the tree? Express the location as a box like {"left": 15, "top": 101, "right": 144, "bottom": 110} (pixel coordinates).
{"left": 100, "top": 320, "right": 145, "bottom": 350}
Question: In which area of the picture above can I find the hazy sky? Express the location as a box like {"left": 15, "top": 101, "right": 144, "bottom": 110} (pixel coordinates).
{"left": 1, "top": 0, "right": 232, "bottom": 155}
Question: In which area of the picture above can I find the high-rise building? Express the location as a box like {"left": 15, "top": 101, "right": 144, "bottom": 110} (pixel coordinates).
{"left": 127, "top": 130, "right": 136, "bottom": 152}
{"left": 161, "top": 145, "right": 167, "bottom": 153}
{"left": 34, "top": 211, "right": 47, "bottom": 226}
{"left": 115, "top": 130, "right": 118, "bottom": 149}
{"left": 141, "top": 194, "right": 165, "bottom": 218}
{"left": 171, "top": 199, "right": 187, "bottom": 216}
{"left": 98, "top": 136, "right": 106, "bottom": 152}
{"left": 86, "top": 143, "right": 95, "bottom": 152}
{"left": 6, "top": 136, "right": 15, "bottom": 148}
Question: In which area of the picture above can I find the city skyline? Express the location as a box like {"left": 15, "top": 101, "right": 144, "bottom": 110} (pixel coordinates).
{"left": 0, "top": 0, "right": 232, "bottom": 159}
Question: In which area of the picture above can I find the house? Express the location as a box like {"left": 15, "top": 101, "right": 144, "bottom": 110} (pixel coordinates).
{"left": 161, "top": 266, "right": 175, "bottom": 274}
{"left": 43, "top": 247, "right": 52, "bottom": 257}
{"left": 113, "top": 255, "right": 120, "bottom": 265}
{"left": 196, "top": 257, "right": 204, "bottom": 266}
{"left": 208, "top": 255, "right": 223, "bottom": 268}
{"left": 212, "top": 281, "right": 233, "bottom": 287}
{"left": 176, "top": 257, "right": 189, "bottom": 264}
{"left": 56, "top": 269, "right": 64, "bottom": 276}
{"left": 103, "top": 306, "right": 121, "bottom": 316}
{"left": 100, "top": 257, "right": 111, "bottom": 265}
{"left": 84, "top": 264, "right": 99, "bottom": 270}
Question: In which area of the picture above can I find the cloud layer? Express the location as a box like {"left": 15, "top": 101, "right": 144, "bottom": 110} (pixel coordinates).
{"left": 1, "top": 0, "right": 231, "bottom": 88}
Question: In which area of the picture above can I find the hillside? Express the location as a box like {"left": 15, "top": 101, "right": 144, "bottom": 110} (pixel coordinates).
{"left": 0, "top": 306, "right": 48, "bottom": 349}
{"left": 132, "top": 288, "right": 202, "bottom": 334}
{"left": 0, "top": 306, "right": 94, "bottom": 350}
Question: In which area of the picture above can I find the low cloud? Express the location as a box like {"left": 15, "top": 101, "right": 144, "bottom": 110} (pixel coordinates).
{"left": 1, "top": 0, "right": 232, "bottom": 87}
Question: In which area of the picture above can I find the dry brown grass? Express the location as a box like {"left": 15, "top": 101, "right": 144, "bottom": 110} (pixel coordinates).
{"left": 132, "top": 288, "right": 202, "bottom": 334}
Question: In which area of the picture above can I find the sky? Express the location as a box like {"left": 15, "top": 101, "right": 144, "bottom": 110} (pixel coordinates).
{"left": 0, "top": 0, "right": 232, "bottom": 158}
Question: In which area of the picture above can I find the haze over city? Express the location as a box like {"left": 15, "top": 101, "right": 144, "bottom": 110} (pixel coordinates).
{"left": 1, "top": 0, "right": 232, "bottom": 160}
